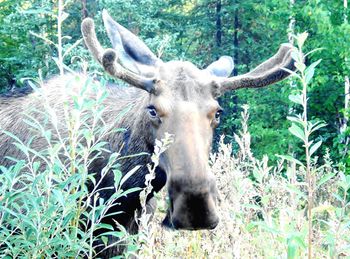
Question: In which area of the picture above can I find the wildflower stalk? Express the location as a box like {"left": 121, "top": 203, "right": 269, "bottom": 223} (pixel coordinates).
{"left": 137, "top": 133, "right": 173, "bottom": 257}
{"left": 296, "top": 35, "right": 313, "bottom": 259}
{"left": 57, "top": 0, "right": 64, "bottom": 75}
{"left": 284, "top": 32, "right": 325, "bottom": 258}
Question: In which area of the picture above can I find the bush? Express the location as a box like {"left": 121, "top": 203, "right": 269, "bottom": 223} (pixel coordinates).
{"left": 0, "top": 76, "right": 140, "bottom": 257}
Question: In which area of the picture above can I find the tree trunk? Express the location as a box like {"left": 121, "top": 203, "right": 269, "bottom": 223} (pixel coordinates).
{"left": 288, "top": 0, "right": 295, "bottom": 44}
{"left": 231, "top": 1, "right": 239, "bottom": 120}
{"left": 344, "top": 0, "right": 348, "bottom": 23}
{"left": 288, "top": 0, "right": 296, "bottom": 154}
{"left": 340, "top": 0, "right": 349, "bottom": 156}
{"left": 82, "top": 0, "right": 88, "bottom": 19}
{"left": 233, "top": 4, "right": 239, "bottom": 77}
{"left": 215, "top": 0, "right": 222, "bottom": 49}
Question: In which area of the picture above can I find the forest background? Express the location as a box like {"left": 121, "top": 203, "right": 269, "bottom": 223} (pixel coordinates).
{"left": 0, "top": 0, "right": 349, "bottom": 168}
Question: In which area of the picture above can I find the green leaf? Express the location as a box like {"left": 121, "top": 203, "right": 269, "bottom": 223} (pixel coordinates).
{"left": 242, "top": 203, "right": 262, "bottom": 211}
{"left": 98, "top": 231, "right": 125, "bottom": 239}
{"left": 276, "top": 155, "right": 305, "bottom": 167}
{"left": 304, "top": 48, "right": 323, "bottom": 58}
{"left": 119, "top": 165, "right": 141, "bottom": 187}
{"left": 291, "top": 51, "right": 300, "bottom": 62}
{"left": 252, "top": 169, "right": 263, "bottom": 183}
{"left": 95, "top": 223, "right": 115, "bottom": 231}
{"left": 310, "top": 121, "right": 327, "bottom": 134}
{"left": 113, "top": 170, "right": 123, "bottom": 190}
{"left": 287, "top": 239, "right": 297, "bottom": 259}
{"left": 305, "top": 59, "right": 321, "bottom": 85}
{"left": 63, "top": 39, "right": 83, "bottom": 58}
{"left": 251, "top": 221, "right": 281, "bottom": 235}
{"left": 52, "top": 189, "right": 65, "bottom": 207}
{"left": 285, "top": 184, "right": 307, "bottom": 199}
{"left": 288, "top": 94, "right": 303, "bottom": 105}
{"left": 295, "top": 62, "right": 306, "bottom": 73}
{"left": 101, "top": 236, "right": 108, "bottom": 246}
{"left": 287, "top": 115, "right": 304, "bottom": 125}
{"left": 317, "top": 172, "right": 336, "bottom": 189}
{"left": 309, "top": 140, "right": 322, "bottom": 156}
{"left": 119, "top": 187, "right": 142, "bottom": 198}
{"left": 289, "top": 123, "right": 305, "bottom": 141}
{"left": 61, "top": 12, "right": 69, "bottom": 22}
{"left": 282, "top": 67, "right": 302, "bottom": 79}
{"left": 332, "top": 193, "right": 343, "bottom": 203}
{"left": 296, "top": 32, "right": 308, "bottom": 49}
{"left": 287, "top": 235, "right": 307, "bottom": 259}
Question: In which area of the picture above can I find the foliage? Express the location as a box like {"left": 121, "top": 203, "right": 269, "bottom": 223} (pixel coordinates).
{"left": 291, "top": 0, "right": 350, "bottom": 164}
{"left": 0, "top": 76, "right": 140, "bottom": 257}
{"left": 0, "top": 0, "right": 91, "bottom": 90}
{"left": 0, "top": 0, "right": 349, "bottom": 165}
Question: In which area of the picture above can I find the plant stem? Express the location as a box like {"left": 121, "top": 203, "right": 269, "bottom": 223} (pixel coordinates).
{"left": 300, "top": 54, "right": 313, "bottom": 259}
{"left": 57, "top": 0, "right": 64, "bottom": 76}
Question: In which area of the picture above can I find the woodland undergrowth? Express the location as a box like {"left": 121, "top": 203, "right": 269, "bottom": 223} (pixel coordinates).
{"left": 136, "top": 33, "right": 350, "bottom": 259}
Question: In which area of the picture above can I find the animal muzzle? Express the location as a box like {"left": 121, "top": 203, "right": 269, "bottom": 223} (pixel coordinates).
{"left": 162, "top": 189, "right": 219, "bottom": 230}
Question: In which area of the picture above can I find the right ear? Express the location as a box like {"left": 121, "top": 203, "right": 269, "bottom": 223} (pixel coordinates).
{"left": 205, "top": 56, "right": 234, "bottom": 77}
{"left": 102, "top": 10, "right": 161, "bottom": 74}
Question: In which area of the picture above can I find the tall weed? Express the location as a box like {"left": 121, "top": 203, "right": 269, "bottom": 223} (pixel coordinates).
{"left": 0, "top": 76, "right": 139, "bottom": 257}
{"left": 140, "top": 34, "right": 350, "bottom": 258}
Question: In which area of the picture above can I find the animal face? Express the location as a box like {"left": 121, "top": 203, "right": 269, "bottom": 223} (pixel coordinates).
{"left": 82, "top": 10, "right": 294, "bottom": 230}
{"left": 147, "top": 61, "right": 223, "bottom": 229}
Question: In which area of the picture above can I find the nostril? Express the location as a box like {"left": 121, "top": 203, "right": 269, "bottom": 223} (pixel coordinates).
{"left": 166, "top": 185, "right": 219, "bottom": 230}
{"left": 170, "top": 217, "right": 182, "bottom": 229}
{"left": 162, "top": 209, "right": 180, "bottom": 230}
{"left": 209, "top": 216, "right": 219, "bottom": 229}
{"left": 169, "top": 214, "right": 219, "bottom": 230}
{"left": 169, "top": 197, "right": 219, "bottom": 230}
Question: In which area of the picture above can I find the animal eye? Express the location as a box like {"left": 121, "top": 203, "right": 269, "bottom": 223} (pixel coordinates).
{"left": 215, "top": 109, "right": 223, "bottom": 120}
{"left": 147, "top": 105, "right": 158, "bottom": 118}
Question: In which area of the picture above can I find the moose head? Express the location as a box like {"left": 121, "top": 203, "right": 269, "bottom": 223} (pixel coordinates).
{"left": 81, "top": 10, "right": 294, "bottom": 230}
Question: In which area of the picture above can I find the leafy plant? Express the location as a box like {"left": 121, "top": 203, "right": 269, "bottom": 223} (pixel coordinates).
{"left": 0, "top": 76, "right": 141, "bottom": 257}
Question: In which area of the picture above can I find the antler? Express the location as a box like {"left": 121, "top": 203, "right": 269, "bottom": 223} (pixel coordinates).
{"left": 81, "top": 18, "right": 156, "bottom": 93}
{"left": 218, "top": 43, "right": 295, "bottom": 93}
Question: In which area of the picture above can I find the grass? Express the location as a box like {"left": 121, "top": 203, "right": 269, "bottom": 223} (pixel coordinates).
{"left": 138, "top": 107, "right": 349, "bottom": 258}
{"left": 134, "top": 34, "right": 350, "bottom": 258}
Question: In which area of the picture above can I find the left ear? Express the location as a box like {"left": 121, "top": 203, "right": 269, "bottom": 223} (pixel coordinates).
{"left": 102, "top": 10, "right": 161, "bottom": 74}
{"left": 205, "top": 56, "right": 234, "bottom": 78}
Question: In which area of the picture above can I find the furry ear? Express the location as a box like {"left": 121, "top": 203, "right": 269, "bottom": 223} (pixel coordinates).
{"left": 81, "top": 16, "right": 157, "bottom": 93}
{"left": 205, "top": 56, "right": 234, "bottom": 78}
{"left": 102, "top": 10, "right": 160, "bottom": 71}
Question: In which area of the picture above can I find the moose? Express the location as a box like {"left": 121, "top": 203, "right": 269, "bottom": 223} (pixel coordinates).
{"left": 0, "top": 10, "right": 294, "bottom": 256}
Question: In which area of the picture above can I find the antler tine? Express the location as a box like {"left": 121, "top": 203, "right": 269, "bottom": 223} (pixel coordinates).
{"left": 81, "top": 18, "right": 156, "bottom": 94}
{"left": 219, "top": 43, "right": 296, "bottom": 93}
{"left": 81, "top": 18, "right": 104, "bottom": 63}
{"left": 102, "top": 49, "right": 156, "bottom": 93}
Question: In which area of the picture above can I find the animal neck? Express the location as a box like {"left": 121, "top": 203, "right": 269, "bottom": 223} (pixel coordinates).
{"left": 103, "top": 88, "right": 153, "bottom": 155}
{"left": 100, "top": 87, "right": 167, "bottom": 193}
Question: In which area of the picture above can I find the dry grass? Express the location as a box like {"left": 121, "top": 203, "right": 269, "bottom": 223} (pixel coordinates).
{"left": 136, "top": 106, "right": 350, "bottom": 258}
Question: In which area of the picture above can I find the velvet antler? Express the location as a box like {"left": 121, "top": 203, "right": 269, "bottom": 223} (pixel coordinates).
{"left": 81, "top": 16, "right": 156, "bottom": 93}
{"left": 218, "top": 44, "right": 295, "bottom": 93}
